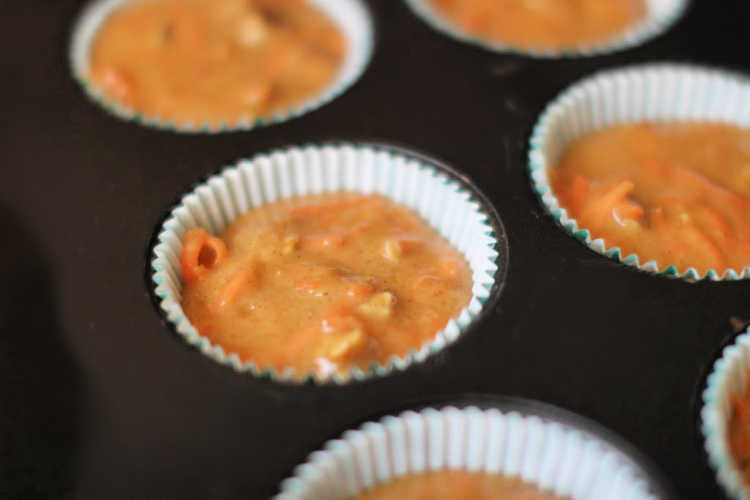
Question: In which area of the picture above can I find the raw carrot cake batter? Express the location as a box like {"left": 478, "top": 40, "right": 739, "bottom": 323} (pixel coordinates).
{"left": 180, "top": 193, "right": 472, "bottom": 378}
{"left": 729, "top": 377, "right": 750, "bottom": 483}
{"left": 550, "top": 122, "right": 750, "bottom": 275}
{"left": 355, "top": 470, "right": 566, "bottom": 500}
{"left": 88, "top": 0, "right": 345, "bottom": 126}
{"left": 428, "top": 0, "right": 646, "bottom": 50}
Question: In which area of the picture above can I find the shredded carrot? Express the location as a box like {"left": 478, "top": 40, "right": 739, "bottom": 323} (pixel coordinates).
{"left": 613, "top": 201, "right": 645, "bottom": 221}
{"left": 200, "top": 236, "right": 227, "bottom": 267}
{"left": 346, "top": 282, "right": 374, "bottom": 298}
{"left": 181, "top": 228, "right": 228, "bottom": 284}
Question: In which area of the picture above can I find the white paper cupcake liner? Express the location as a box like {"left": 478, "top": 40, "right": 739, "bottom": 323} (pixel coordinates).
{"left": 403, "top": 0, "right": 687, "bottom": 58}
{"left": 529, "top": 63, "right": 750, "bottom": 281}
{"left": 275, "top": 405, "right": 665, "bottom": 499}
{"left": 69, "top": 0, "right": 374, "bottom": 133}
{"left": 701, "top": 326, "right": 750, "bottom": 500}
{"left": 149, "top": 143, "right": 505, "bottom": 383}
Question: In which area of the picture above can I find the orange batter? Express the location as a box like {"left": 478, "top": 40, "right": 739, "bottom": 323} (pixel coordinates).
{"left": 355, "top": 470, "right": 566, "bottom": 500}
{"left": 729, "top": 377, "right": 750, "bottom": 484}
{"left": 88, "top": 0, "right": 345, "bottom": 127}
{"left": 550, "top": 122, "right": 750, "bottom": 275}
{"left": 428, "top": 0, "right": 646, "bottom": 50}
{"left": 180, "top": 193, "right": 472, "bottom": 378}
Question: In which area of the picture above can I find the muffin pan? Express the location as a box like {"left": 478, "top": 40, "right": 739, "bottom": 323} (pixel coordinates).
{"left": 2, "top": 0, "right": 750, "bottom": 498}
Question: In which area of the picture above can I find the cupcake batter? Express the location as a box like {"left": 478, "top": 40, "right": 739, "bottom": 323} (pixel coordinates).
{"left": 550, "top": 122, "right": 750, "bottom": 275}
{"left": 730, "top": 377, "right": 750, "bottom": 484}
{"left": 355, "top": 470, "right": 566, "bottom": 500}
{"left": 428, "top": 0, "right": 646, "bottom": 50}
{"left": 180, "top": 193, "right": 472, "bottom": 378}
{"left": 88, "top": 0, "right": 345, "bottom": 127}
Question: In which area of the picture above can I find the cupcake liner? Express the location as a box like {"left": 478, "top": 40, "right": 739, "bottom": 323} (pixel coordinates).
{"left": 701, "top": 326, "right": 750, "bottom": 500}
{"left": 403, "top": 0, "right": 687, "bottom": 58}
{"left": 148, "top": 143, "right": 505, "bottom": 383}
{"left": 275, "top": 405, "right": 664, "bottom": 499}
{"left": 529, "top": 63, "right": 750, "bottom": 281}
{"left": 69, "top": 0, "right": 374, "bottom": 133}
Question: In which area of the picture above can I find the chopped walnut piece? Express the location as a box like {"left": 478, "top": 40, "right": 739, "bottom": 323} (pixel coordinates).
{"left": 382, "top": 239, "right": 402, "bottom": 262}
{"left": 327, "top": 328, "right": 366, "bottom": 360}
{"left": 358, "top": 292, "right": 395, "bottom": 319}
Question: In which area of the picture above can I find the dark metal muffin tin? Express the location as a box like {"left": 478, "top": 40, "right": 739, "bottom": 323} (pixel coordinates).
{"left": 2, "top": 0, "right": 750, "bottom": 498}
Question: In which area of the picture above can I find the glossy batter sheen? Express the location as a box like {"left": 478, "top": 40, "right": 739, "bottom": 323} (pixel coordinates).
{"left": 550, "top": 122, "right": 750, "bottom": 275}
{"left": 88, "top": 0, "right": 345, "bottom": 126}
{"left": 355, "top": 471, "right": 566, "bottom": 500}
{"left": 180, "top": 193, "right": 472, "bottom": 378}
{"left": 730, "top": 378, "right": 750, "bottom": 484}
{"left": 428, "top": 0, "right": 646, "bottom": 50}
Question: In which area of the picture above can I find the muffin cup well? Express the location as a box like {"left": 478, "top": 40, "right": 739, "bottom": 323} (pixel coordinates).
{"left": 148, "top": 143, "right": 506, "bottom": 384}
{"left": 69, "top": 0, "right": 374, "bottom": 133}
{"left": 403, "top": 0, "right": 687, "bottom": 58}
{"left": 529, "top": 63, "right": 750, "bottom": 281}
{"left": 701, "top": 326, "right": 750, "bottom": 500}
{"left": 275, "top": 403, "right": 667, "bottom": 499}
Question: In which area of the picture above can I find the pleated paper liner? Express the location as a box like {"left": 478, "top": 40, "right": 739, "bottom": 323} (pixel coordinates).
{"left": 403, "top": 0, "right": 687, "bottom": 58}
{"left": 148, "top": 143, "right": 506, "bottom": 383}
{"left": 702, "top": 325, "right": 750, "bottom": 499}
{"left": 529, "top": 63, "right": 750, "bottom": 281}
{"left": 69, "top": 0, "right": 374, "bottom": 133}
{"left": 275, "top": 398, "right": 675, "bottom": 499}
